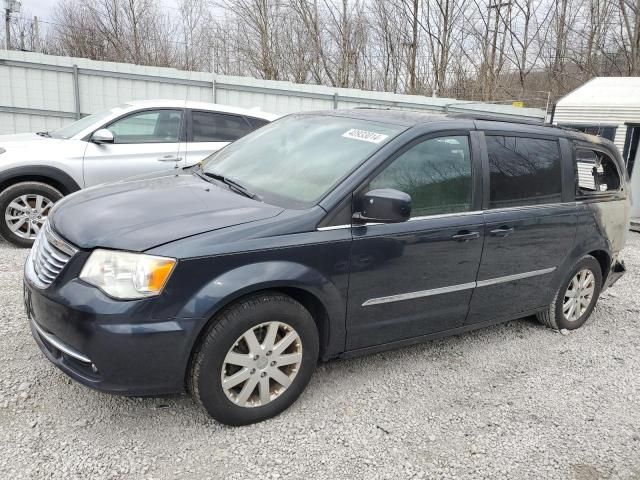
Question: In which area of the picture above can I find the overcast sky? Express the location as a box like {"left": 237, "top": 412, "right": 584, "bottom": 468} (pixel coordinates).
{"left": 20, "top": 0, "right": 180, "bottom": 19}
{"left": 20, "top": 0, "right": 58, "bottom": 20}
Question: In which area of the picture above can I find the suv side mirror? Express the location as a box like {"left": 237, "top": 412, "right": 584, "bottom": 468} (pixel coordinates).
{"left": 91, "top": 129, "right": 114, "bottom": 144}
{"left": 353, "top": 188, "right": 411, "bottom": 224}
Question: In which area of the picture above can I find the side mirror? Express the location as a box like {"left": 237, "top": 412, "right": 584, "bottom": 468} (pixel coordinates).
{"left": 91, "top": 129, "right": 114, "bottom": 144}
{"left": 353, "top": 188, "right": 411, "bottom": 224}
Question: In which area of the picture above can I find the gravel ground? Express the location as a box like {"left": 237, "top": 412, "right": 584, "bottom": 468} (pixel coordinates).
{"left": 1, "top": 234, "right": 639, "bottom": 480}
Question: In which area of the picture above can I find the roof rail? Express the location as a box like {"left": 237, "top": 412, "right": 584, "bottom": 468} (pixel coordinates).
{"left": 447, "top": 113, "right": 545, "bottom": 125}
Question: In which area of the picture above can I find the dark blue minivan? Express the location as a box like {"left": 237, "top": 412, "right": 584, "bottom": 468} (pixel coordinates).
{"left": 23, "top": 110, "right": 629, "bottom": 425}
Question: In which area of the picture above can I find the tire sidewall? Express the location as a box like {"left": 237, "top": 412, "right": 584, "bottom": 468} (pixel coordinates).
{"left": 554, "top": 256, "right": 603, "bottom": 330}
{"left": 0, "top": 182, "right": 63, "bottom": 248}
{"left": 194, "top": 294, "right": 319, "bottom": 426}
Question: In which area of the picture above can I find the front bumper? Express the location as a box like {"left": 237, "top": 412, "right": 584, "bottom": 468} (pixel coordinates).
{"left": 24, "top": 258, "right": 203, "bottom": 396}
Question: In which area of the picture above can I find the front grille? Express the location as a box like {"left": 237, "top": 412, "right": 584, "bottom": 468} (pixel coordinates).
{"left": 30, "top": 221, "right": 77, "bottom": 287}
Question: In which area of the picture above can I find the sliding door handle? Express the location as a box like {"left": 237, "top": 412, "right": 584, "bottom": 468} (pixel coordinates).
{"left": 490, "top": 226, "right": 515, "bottom": 237}
{"left": 452, "top": 231, "right": 480, "bottom": 242}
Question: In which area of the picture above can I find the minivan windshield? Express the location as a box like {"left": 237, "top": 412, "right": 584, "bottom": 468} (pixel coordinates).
{"left": 201, "top": 114, "right": 403, "bottom": 208}
{"left": 49, "top": 104, "right": 131, "bottom": 139}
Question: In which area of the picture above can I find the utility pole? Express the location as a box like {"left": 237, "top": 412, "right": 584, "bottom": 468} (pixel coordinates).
{"left": 33, "top": 16, "right": 39, "bottom": 52}
{"left": 4, "top": 0, "right": 21, "bottom": 50}
{"left": 4, "top": 6, "right": 10, "bottom": 50}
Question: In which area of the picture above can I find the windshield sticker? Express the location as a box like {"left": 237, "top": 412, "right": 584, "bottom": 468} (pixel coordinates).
{"left": 342, "top": 128, "right": 389, "bottom": 144}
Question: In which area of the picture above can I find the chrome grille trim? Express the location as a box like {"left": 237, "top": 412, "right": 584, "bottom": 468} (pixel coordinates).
{"left": 30, "top": 221, "right": 77, "bottom": 287}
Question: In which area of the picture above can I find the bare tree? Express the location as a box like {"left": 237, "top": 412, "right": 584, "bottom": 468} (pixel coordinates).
{"left": 618, "top": 0, "right": 640, "bottom": 74}
{"left": 41, "top": 0, "right": 640, "bottom": 111}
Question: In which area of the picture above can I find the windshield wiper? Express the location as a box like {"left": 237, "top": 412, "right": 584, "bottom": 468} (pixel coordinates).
{"left": 36, "top": 131, "right": 51, "bottom": 137}
{"left": 202, "top": 171, "right": 262, "bottom": 201}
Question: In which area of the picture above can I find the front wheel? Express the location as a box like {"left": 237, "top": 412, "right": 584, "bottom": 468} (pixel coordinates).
{"left": 536, "top": 255, "right": 603, "bottom": 330}
{"left": 0, "top": 182, "right": 63, "bottom": 248}
{"left": 188, "top": 292, "right": 319, "bottom": 426}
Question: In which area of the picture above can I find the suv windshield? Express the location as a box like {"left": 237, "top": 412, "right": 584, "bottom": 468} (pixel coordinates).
{"left": 201, "top": 114, "right": 402, "bottom": 208}
{"left": 50, "top": 104, "right": 131, "bottom": 139}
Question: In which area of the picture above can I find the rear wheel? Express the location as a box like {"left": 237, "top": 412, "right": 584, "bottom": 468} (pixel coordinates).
{"left": 188, "top": 292, "right": 319, "bottom": 426}
{"left": 536, "top": 255, "right": 603, "bottom": 330}
{"left": 0, "top": 182, "right": 62, "bottom": 248}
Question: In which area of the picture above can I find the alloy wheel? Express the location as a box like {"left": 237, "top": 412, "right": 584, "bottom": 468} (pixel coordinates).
{"left": 563, "top": 269, "right": 595, "bottom": 322}
{"left": 4, "top": 194, "right": 54, "bottom": 240}
{"left": 221, "top": 321, "right": 303, "bottom": 408}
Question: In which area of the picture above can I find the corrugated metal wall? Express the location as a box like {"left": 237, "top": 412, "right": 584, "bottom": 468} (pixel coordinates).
{"left": 0, "top": 50, "right": 545, "bottom": 135}
{"left": 553, "top": 105, "right": 639, "bottom": 153}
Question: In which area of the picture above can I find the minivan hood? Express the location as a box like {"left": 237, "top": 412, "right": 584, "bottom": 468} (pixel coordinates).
{"left": 50, "top": 172, "right": 284, "bottom": 251}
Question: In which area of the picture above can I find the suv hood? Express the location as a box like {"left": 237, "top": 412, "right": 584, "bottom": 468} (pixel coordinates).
{"left": 0, "top": 133, "right": 84, "bottom": 162}
{"left": 50, "top": 172, "right": 284, "bottom": 251}
{"left": 0, "top": 132, "right": 59, "bottom": 148}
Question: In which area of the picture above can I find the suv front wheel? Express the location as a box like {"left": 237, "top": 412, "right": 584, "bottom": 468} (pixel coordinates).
{"left": 0, "top": 182, "right": 63, "bottom": 248}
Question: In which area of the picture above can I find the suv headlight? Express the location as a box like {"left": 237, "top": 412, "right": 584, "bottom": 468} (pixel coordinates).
{"left": 80, "top": 249, "right": 176, "bottom": 300}
{"left": 0, "top": 147, "right": 6, "bottom": 154}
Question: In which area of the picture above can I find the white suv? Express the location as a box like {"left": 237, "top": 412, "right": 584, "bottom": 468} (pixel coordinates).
{"left": 0, "top": 100, "right": 278, "bottom": 247}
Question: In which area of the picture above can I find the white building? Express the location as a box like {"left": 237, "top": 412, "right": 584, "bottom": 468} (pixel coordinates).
{"left": 553, "top": 77, "right": 640, "bottom": 225}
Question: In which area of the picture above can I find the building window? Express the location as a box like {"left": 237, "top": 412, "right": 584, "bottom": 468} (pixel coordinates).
{"left": 623, "top": 125, "right": 640, "bottom": 177}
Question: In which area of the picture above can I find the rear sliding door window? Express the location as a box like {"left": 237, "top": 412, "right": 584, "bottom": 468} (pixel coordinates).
{"left": 487, "top": 135, "right": 562, "bottom": 208}
{"left": 575, "top": 148, "right": 621, "bottom": 195}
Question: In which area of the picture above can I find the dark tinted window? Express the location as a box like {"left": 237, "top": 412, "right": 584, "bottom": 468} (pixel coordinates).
{"left": 576, "top": 148, "right": 621, "bottom": 194}
{"left": 369, "top": 136, "right": 472, "bottom": 217}
{"left": 487, "top": 136, "right": 562, "bottom": 208}
{"left": 246, "top": 117, "right": 270, "bottom": 129}
{"left": 108, "top": 109, "right": 182, "bottom": 144}
{"left": 191, "top": 111, "right": 252, "bottom": 142}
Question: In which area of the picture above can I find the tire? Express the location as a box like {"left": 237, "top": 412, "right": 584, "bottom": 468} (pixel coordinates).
{"left": 536, "top": 255, "right": 603, "bottom": 330}
{"left": 188, "top": 292, "right": 319, "bottom": 426}
{"left": 0, "top": 182, "right": 63, "bottom": 248}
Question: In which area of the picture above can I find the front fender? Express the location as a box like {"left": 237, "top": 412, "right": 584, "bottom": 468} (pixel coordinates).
{"left": 171, "top": 260, "right": 348, "bottom": 359}
{"left": 0, "top": 165, "right": 82, "bottom": 193}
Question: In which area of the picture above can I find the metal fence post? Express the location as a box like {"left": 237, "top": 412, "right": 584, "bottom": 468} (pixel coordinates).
{"left": 72, "top": 64, "right": 81, "bottom": 119}
{"left": 212, "top": 78, "right": 217, "bottom": 104}
{"left": 333, "top": 92, "right": 338, "bottom": 109}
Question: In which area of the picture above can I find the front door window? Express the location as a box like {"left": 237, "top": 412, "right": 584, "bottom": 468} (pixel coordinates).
{"left": 107, "top": 110, "right": 183, "bottom": 144}
{"left": 368, "top": 135, "right": 473, "bottom": 216}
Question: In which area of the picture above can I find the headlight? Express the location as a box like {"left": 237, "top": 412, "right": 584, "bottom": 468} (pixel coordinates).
{"left": 0, "top": 147, "right": 5, "bottom": 154}
{"left": 80, "top": 249, "right": 176, "bottom": 300}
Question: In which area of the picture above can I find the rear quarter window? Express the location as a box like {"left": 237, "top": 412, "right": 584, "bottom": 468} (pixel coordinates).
{"left": 575, "top": 148, "right": 621, "bottom": 195}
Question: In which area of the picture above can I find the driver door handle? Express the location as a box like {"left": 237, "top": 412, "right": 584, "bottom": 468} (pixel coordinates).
{"left": 158, "top": 155, "right": 183, "bottom": 162}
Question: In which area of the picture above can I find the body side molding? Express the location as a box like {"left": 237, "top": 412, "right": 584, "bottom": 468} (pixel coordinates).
{"left": 362, "top": 267, "right": 556, "bottom": 307}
